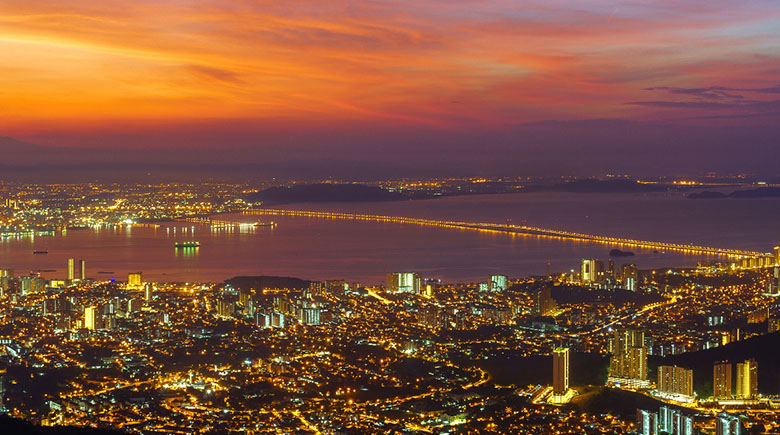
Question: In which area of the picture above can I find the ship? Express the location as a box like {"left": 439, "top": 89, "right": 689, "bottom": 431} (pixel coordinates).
{"left": 175, "top": 241, "right": 200, "bottom": 248}
{"left": 33, "top": 250, "right": 48, "bottom": 254}
{"left": 254, "top": 220, "right": 277, "bottom": 227}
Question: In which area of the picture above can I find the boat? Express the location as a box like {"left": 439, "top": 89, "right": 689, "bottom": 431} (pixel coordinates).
{"left": 254, "top": 221, "right": 277, "bottom": 227}
{"left": 33, "top": 250, "right": 48, "bottom": 254}
{"left": 175, "top": 241, "right": 201, "bottom": 248}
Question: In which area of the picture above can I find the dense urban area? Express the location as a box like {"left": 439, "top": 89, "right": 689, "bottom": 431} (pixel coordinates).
{"left": 1, "top": 180, "right": 779, "bottom": 434}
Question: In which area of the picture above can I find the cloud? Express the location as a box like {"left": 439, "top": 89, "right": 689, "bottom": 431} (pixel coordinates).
{"left": 644, "top": 84, "right": 780, "bottom": 99}
{"left": 184, "top": 64, "right": 244, "bottom": 85}
{"left": 626, "top": 99, "right": 780, "bottom": 115}
{"left": 1, "top": 0, "right": 780, "bottom": 133}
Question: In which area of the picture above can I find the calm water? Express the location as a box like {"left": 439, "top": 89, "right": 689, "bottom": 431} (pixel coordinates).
{"left": 2, "top": 192, "right": 779, "bottom": 284}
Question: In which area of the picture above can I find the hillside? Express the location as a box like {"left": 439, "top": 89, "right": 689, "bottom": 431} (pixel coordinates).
{"left": 224, "top": 275, "right": 313, "bottom": 291}
{"left": 0, "top": 415, "right": 123, "bottom": 435}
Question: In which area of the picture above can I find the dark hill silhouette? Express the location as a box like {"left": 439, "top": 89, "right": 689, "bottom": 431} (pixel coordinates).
{"left": 689, "top": 187, "right": 780, "bottom": 199}
{"left": 224, "top": 275, "right": 312, "bottom": 291}
{"left": 0, "top": 415, "right": 123, "bottom": 435}
{"left": 0, "top": 136, "right": 50, "bottom": 154}
{"left": 249, "top": 183, "right": 418, "bottom": 205}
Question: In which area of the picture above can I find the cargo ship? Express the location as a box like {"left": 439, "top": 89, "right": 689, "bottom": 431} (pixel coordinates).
{"left": 33, "top": 250, "right": 48, "bottom": 254}
{"left": 175, "top": 241, "right": 200, "bottom": 248}
{"left": 254, "top": 221, "right": 276, "bottom": 227}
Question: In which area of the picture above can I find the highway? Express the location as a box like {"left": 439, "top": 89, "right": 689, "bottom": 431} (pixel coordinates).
{"left": 245, "top": 209, "right": 764, "bottom": 258}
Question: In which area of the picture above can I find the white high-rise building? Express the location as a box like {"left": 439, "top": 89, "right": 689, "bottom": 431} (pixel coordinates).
{"left": 716, "top": 412, "right": 742, "bottom": 435}
{"left": 636, "top": 409, "right": 658, "bottom": 435}
{"left": 489, "top": 275, "right": 508, "bottom": 292}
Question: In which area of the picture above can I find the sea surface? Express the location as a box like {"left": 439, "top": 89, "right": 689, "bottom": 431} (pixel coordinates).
{"left": 2, "top": 192, "right": 779, "bottom": 284}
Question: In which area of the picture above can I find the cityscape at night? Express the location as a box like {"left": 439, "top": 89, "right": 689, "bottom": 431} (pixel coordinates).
{"left": 2, "top": 1, "right": 780, "bottom": 434}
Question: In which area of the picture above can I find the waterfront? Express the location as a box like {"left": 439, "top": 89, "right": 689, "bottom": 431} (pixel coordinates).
{"left": 2, "top": 192, "right": 778, "bottom": 284}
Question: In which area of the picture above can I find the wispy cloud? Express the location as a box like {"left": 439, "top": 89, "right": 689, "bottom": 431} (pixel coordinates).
{"left": 1, "top": 0, "right": 780, "bottom": 132}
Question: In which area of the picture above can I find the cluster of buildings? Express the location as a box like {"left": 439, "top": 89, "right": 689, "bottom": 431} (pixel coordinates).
{"left": 0, "top": 182, "right": 261, "bottom": 230}
{"left": 608, "top": 329, "right": 650, "bottom": 388}
{"left": 580, "top": 258, "right": 639, "bottom": 290}
{"left": 0, "top": 250, "right": 778, "bottom": 433}
{"left": 637, "top": 406, "right": 744, "bottom": 435}
{"left": 713, "top": 359, "right": 759, "bottom": 401}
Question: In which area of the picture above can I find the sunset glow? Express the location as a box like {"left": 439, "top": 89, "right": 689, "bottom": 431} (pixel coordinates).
{"left": 2, "top": 0, "right": 780, "bottom": 143}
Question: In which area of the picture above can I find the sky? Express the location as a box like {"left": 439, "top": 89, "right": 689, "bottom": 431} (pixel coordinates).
{"left": 1, "top": 1, "right": 780, "bottom": 177}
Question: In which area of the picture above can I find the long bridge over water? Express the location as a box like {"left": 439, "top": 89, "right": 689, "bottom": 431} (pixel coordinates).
{"left": 245, "top": 209, "right": 766, "bottom": 259}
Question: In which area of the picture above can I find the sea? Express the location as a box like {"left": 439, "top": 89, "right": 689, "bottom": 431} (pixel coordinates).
{"left": 2, "top": 192, "right": 779, "bottom": 285}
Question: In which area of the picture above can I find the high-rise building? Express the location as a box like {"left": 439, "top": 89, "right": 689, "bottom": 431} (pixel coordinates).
{"left": 659, "top": 406, "right": 694, "bottom": 435}
{"left": 67, "top": 258, "right": 75, "bottom": 282}
{"left": 216, "top": 299, "right": 235, "bottom": 318}
{"left": 308, "top": 281, "right": 323, "bottom": 297}
{"left": 581, "top": 259, "right": 604, "bottom": 284}
{"left": 78, "top": 260, "right": 86, "bottom": 281}
{"left": 297, "top": 306, "right": 321, "bottom": 325}
{"left": 20, "top": 276, "right": 45, "bottom": 295}
{"left": 0, "top": 270, "right": 11, "bottom": 295}
{"left": 713, "top": 361, "right": 733, "bottom": 399}
{"left": 128, "top": 272, "right": 143, "bottom": 289}
{"left": 608, "top": 329, "right": 649, "bottom": 387}
{"left": 735, "top": 359, "right": 757, "bottom": 399}
{"left": 774, "top": 246, "right": 780, "bottom": 266}
{"left": 271, "top": 312, "right": 285, "bottom": 328}
{"left": 532, "top": 286, "right": 555, "bottom": 316}
{"left": 255, "top": 312, "right": 271, "bottom": 328}
{"left": 386, "top": 272, "right": 422, "bottom": 294}
{"left": 636, "top": 409, "right": 658, "bottom": 435}
{"left": 127, "top": 298, "right": 142, "bottom": 314}
{"left": 657, "top": 365, "right": 693, "bottom": 398}
{"left": 144, "top": 283, "right": 153, "bottom": 302}
{"left": 84, "top": 306, "right": 96, "bottom": 330}
{"left": 771, "top": 266, "right": 780, "bottom": 294}
{"left": 552, "top": 347, "right": 569, "bottom": 395}
{"left": 716, "top": 412, "right": 742, "bottom": 435}
{"left": 621, "top": 264, "right": 638, "bottom": 289}
{"left": 489, "top": 275, "right": 508, "bottom": 292}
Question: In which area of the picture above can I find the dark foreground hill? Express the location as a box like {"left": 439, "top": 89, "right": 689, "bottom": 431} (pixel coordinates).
{"left": 0, "top": 415, "right": 123, "bottom": 435}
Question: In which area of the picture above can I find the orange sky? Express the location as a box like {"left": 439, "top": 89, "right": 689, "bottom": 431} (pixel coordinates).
{"left": 1, "top": 0, "right": 780, "bottom": 146}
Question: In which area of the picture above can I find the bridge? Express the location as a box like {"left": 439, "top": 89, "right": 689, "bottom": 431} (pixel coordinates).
{"left": 244, "top": 209, "right": 765, "bottom": 259}
{"left": 174, "top": 217, "right": 269, "bottom": 228}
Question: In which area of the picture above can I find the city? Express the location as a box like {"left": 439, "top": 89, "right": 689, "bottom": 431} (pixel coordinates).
{"left": 1, "top": 189, "right": 779, "bottom": 433}
{"left": 3, "top": 0, "right": 780, "bottom": 433}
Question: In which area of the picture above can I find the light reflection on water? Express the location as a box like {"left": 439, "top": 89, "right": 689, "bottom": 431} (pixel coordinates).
{"left": 1, "top": 192, "right": 778, "bottom": 284}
